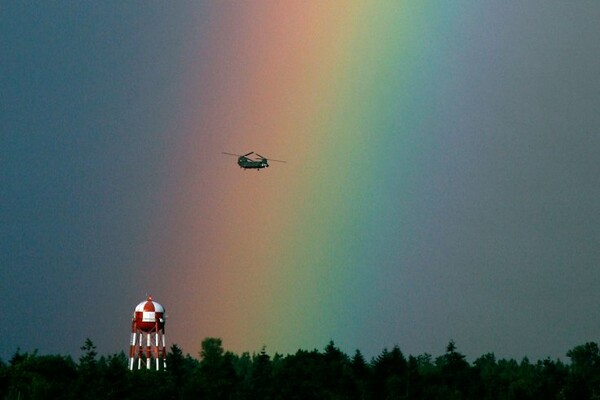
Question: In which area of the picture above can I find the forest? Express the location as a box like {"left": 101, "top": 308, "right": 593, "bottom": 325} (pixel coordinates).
{"left": 1, "top": 338, "right": 600, "bottom": 400}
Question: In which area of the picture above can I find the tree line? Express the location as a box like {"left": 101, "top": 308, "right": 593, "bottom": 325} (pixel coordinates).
{"left": 1, "top": 337, "right": 600, "bottom": 400}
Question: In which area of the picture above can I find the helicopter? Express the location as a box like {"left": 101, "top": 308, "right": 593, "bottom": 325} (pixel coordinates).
{"left": 222, "top": 151, "right": 286, "bottom": 170}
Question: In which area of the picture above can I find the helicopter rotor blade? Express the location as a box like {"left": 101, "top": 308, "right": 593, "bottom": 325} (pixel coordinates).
{"left": 242, "top": 151, "right": 254, "bottom": 157}
{"left": 255, "top": 153, "right": 286, "bottom": 163}
{"left": 222, "top": 152, "right": 242, "bottom": 157}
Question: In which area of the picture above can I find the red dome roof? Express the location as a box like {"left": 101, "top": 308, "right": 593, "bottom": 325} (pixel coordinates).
{"left": 133, "top": 296, "right": 166, "bottom": 332}
{"left": 134, "top": 296, "right": 165, "bottom": 313}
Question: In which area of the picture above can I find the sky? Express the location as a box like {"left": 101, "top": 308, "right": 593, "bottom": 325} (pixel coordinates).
{"left": 1, "top": 1, "right": 599, "bottom": 363}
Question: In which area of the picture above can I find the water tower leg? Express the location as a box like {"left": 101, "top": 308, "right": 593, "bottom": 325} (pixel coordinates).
{"left": 128, "top": 330, "right": 137, "bottom": 370}
{"left": 146, "top": 333, "right": 152, "bottom": 369}
{"left": 162, "top": 332, "right": 167, "bottom": 370}
{"left": 137, "top": 333, "right": 144, "bottom": 369}
{"left": 155, "top": 332, "right": 160, "bottom": 370}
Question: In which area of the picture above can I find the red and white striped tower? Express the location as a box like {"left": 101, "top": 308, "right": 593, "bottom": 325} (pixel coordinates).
{"left": 128, "top": 296, "right": 167, "bottom": 371}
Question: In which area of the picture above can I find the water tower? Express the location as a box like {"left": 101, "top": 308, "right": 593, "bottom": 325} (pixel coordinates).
{"left": 128, "top": 296, "right": 167, "bottom": 370}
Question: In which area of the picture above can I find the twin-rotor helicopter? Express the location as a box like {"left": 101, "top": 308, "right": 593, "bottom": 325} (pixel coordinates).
{"left": 222, "top": 151, "right": 286, "bottom": 170}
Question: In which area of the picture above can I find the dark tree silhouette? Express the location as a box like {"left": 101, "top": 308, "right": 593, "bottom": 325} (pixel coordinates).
{"left": 350, "top": 349, "right": 370, "bottom": 399}
{"left": 565, "top": 342, "right": 600, "bottom": 400}
{"left": 194, "top": 337, "right": 240, "bottom": 400}
{"left": 371, "top": 346, "right": 408, "bottom": 399}
{"left": 246, "top": 347, "right": 273, "bottom": 400}
{"left": 0, "top": 338, "right": 597, "bottom": 399}
{"left": 5, "top": 350, "right": 77, "bottom": 400}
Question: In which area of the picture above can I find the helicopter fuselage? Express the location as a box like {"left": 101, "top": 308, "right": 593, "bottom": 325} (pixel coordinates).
{"left": 238, "top": 157, "right": 269, "bottom": 169}
{"left": 223, "top": 151, "right": 284, "bottom": 170}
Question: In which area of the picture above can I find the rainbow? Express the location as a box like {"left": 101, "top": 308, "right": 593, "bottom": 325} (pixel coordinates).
{"left": 160, "top": 2, "right": 458, "bottom": 357}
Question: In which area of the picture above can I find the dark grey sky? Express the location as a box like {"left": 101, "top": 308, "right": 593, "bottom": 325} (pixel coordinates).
{"left": 1, "top": 3, "right": 199, "bottom": 360}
